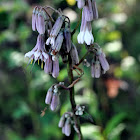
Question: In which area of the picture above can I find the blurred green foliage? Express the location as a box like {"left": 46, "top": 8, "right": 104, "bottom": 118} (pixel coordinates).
{"left": 0, "top": 0, "right": 140, "bottom": 140}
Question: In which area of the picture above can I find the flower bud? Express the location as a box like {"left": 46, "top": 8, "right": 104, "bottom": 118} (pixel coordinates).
{"left": 50, "top": 93, "right": 59, "bottom": 111}
{"left": 38, "top": 11, "right": 45, "bottom": 34}
{"left": 32, "top": 8, "right": 36, "bottom": 31}
{"left": 52, "top": 32, "right": 64, "bottom": 52}
{"left": 91, "top": 60, "right": 101, "bottom": 78}
{"left": 45, "top": 87, "right": 53, "bottom": 104}
{"left": 36, "top": 34, "right": 45, "bottom": 51}
{"left": 84, "top": 0, "right": 94, "bottom": 21}
{"left": 76, "top": 0, "right": 85, "bottom": 9}
{"left": 70, "top": 43, "right": 79, "bottom": 65}
{"left": 62, "top": 126, "right": 65, "bottom": 134}
{"left": 52, "top": 57, "right": 59, "bottom": 78}
{"left": 95, "top": 61, "right": 101, "bottom": 78}
{"left": 44, "top": 55, "right": 52, "bottom": 74}
{"left": 50, "top": 16, "right": 64, "bottom": 37}
{"left": 92, "top": 0, "right": 98, "bottom": 19}
{"left": 64, "top": 118, "right": 71, "bottom": 136}
{"left": 64, "top": 28, "right": 71, "bottom": 53}
{"left": 58, "top": 115, "right": 65, "bottom": 128}
{"left": 98, "top": 52, "right": 109, "bottom": 72}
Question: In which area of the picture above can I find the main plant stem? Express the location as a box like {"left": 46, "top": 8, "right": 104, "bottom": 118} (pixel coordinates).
{"left": 67, "top": 55, "right": 83, "bottom": 140}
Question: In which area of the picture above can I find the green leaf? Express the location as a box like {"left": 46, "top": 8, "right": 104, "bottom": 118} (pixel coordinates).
{"left": 103, "top": 112, "right": 127, "bottom": 137}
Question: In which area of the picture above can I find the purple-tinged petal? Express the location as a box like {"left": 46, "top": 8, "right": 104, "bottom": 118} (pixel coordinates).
{"left": 64, "top": 118, "right": 71, "bottom": 136}
{"left": 70, "top": 43, "right": 79, "bottom": 65}
{"left": 50, "top": 93, "right": 59, "bottom": 111}
{"left": 45, "top": 87, "right": 53, "bottom": 104}
{"left": 58, "top": 115, "right": 65, "bottom": 128}
{"left": 44, "top": 56, "right": 52, "bottom": 74}
{"left": 92, "top": 0, "right": 98, "bottom": 20}
{"left": 98, "top": 52, "right": 109, "bottom": 71}
{"left": 38, "top": 12, "right": 45, "bottom": 34}
{"left": 64, "top": 28, "right": 71, "bottom": 53}
{"left": 50, "top": 16, "right": 64, "bottom": 37}
{"left": 52, "top": 58, "right": 59, "bottom": 78}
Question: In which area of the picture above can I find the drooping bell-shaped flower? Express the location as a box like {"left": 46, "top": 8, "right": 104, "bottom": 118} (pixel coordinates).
{"left": 76, "top": 0, "right": 85, "bottom": 9}
{"left": 64, "top": 118, "right": 71, "bottom": 136}
{"left": 46, "top": 16, "right": 64, "bottom": 46}
{"left": 32, "top": 7, "right": 37, "bottom": 31}
{"left": 77, "top": 9, "right": 94, "bottom": 45}
{"left": 91, "top": 60, "right": 101, "bottom": 78}
{"left": 58, "top": 115, "right": 65, "bottom": 128}
{"left": 52, "top": 56, "right": 59, "bottom": 78}
{"left": 50, "top": 93, "right": 59, "bottom": 111}
{"left": 44, "top": 55, "right": 52, "bottom": 74}
{"left": 37, "top": 11, "right": 45, "bottom": 34}
{"left": 45, "top": 86, "right": 53, "bottom": 104}
{"left": 51, "top": 32, "right": 64, "bottom": 53}
{"left": 25, "top": 34, "right": 48, "bottom": 65}
{"left": 84, "top": 0, "right": 93, "bottom": 22}
{"left": 64, "top": 28, "right": 71, "bottom": 53}
{"left": 92, "top": 0, "right": 98, "bottom": 20}
{"left": 98, "top": 51, "right": 109, "bottom": 72}
{"left": 70, "top": 43, "right": 79, "bottom": 65}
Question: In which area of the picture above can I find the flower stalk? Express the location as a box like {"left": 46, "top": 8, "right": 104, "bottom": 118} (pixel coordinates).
{"left": 67, "top": 54, "right": 83, "bottom": 140}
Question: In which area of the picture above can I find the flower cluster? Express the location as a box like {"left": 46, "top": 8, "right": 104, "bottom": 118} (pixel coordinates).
{"left": 45, "top": 85, "right": 60, "bottom": 111}
{"left": 59, "top": 112, "right": 76, "bottom": 136}
{"left": 77, "top": 0, "right": 98, "bottom": 45}
{"left": 25, "top": 6, "right": 79, "bottom": 78}
{"left": 24, "top": 1, "right": 110, "bottom": 138}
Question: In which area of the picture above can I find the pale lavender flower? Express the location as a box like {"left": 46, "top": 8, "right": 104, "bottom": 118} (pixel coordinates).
{"left": 91, "top": 60, "right": 101, "bottom": 78}
{"left": 46, "top": 16, "right": 64, "bottom": 46}
{"left": 58, "top": 115, "right": 65, "bottom": 128}
{"left": 62, "top": 126, "right": 65, "bottom": 134}
{"left": 37, "top": 11, "right": 45, "bottom": 34}
{"left": 44, "top": 55, "right": 52, "bottom": 74}
{"left": 25, "top": 34, "right": 48, "bottom": 63}
{"left": 52, "top": 32, "right": 64, "bottom": 53}
{"left": 76, "top": 0, "right": 85, "bottom": 9}
{"left": 77, "top": 10, "right": 94, "bottom": 45}
{"left": 64, "top": 118, "right": 71, "bottom": 136}
{"left": 92, "top": 0, "right": 98, "bottom": 19}
{"left": 32, "top": 8, "right": 37, "bottom": 31}
{"left": 64, "top": 28, "right": 71, "bottom": 53}
{"left": 84, "top": 0, "right": 93, "bottom": 22}
{"left": 70, "top": 43, "right": 79, "bottom": 65}
{"left": 98, "top": 51, "right": 109, "bottom": 72}
{"left": 52, "top": 56, "right": 59, "bottom": 78}
{"left": 45, "top": 87, "right": 53, "bottom": 104}
{"left": 50, "top": 93, "right": 59, "bottom": 111}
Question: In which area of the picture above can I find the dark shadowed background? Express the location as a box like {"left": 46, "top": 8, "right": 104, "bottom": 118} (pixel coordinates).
{"left": 0, "top": 0, "right": 140, "bottom": 140}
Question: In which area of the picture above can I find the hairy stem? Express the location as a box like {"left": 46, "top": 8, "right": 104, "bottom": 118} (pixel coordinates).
{"left": 67, "top": 55, "right": 83, "bottom": 140}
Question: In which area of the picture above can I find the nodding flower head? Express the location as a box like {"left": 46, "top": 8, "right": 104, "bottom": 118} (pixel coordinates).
{"left": 46, "top": 16, "right": 64, "bottom": 46}
{"left": 25, "top": 34, "right": 48, "bottom": 68}
{"left": 77, "top": 9, "right": 94, "bottom": 45}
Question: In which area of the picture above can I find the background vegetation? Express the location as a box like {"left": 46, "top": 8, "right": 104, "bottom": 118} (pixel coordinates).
{"left": 0, "top": 0, "right": 140, "bottom": 140}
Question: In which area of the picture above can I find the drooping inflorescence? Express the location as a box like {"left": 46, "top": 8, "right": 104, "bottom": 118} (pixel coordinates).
{"left": 24, "top": 0, "right": 109, "bottom": 138}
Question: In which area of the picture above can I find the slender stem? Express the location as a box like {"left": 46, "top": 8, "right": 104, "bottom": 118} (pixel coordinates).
{"left": 67, "top": 55, "right": 83, "bottom": 140}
